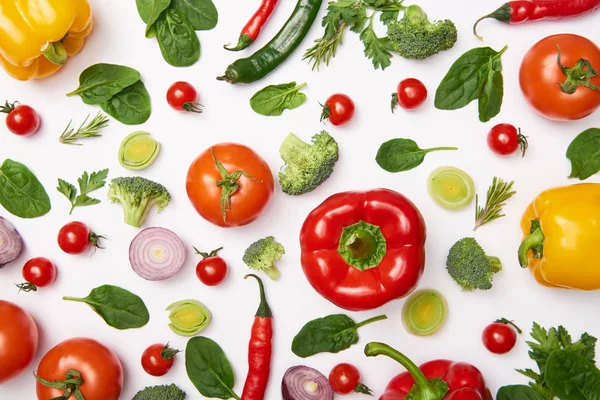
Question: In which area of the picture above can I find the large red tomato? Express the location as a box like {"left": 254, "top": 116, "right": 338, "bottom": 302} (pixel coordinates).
{"left": 36, "top": 337, "right": 123, "bottom": 400}
{"left": 186, "top": 143, "right": 274, "bottom": 227}
{"left": 520, "top": 34, "right": 600, "bottom": 121}
{"left": 0, "top": 300, "right": 38, "bottom": 383}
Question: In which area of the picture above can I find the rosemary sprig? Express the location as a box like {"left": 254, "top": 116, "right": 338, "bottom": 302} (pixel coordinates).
{"left": 59, "top": 112, "right": 109, "bottom": 145}
{"left": 303, "top": 22, "right": 347, "bottom": 71}
{"left": 474, "top": 177, "right": 516, "bottom": 230}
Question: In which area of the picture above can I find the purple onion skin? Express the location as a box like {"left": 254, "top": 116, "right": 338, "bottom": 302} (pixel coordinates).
{"left": 282, "top": 366, "right": 334, "bottom": 400}
{"left": 0, "top": 217, "right": 23, "bottom": 269}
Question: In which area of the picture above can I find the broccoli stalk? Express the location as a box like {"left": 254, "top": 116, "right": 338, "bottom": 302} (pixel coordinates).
{"left": 242, "top": 236, "right": 285, "bottom": 280}
{"left": 278, "top": 131, "right": 339, "bottom": 196}
{"left": 107, "top": 176, "right": 170, "bottom": 228}
{"left": 446, "top": 237, "right": 502, "bottom": 291}
{"left": 133, "top": 384, "right": 186, "bottom": 400}
{"left": 387, "top": 5, "right": 457, "bottom": 60}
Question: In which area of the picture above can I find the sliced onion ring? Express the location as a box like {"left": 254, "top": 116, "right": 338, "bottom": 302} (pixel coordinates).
{"left": 282, "top": 366, "right": 333, "bottom": 400}
{"left": 129, "top": 227, "right": 186, "bottom": 280}
{"left": 0, "top": 217, "right": 24, "bottom": 268}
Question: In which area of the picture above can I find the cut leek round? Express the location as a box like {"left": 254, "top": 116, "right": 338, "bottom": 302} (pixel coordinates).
{"left": 402, "top": 289, "right": 448, "bottom": 336}
{"left": 118, "top": 131, "right": 160, "bottom": 170}
{"left": 427, "top": 166, "right": 474, "bottom": 210}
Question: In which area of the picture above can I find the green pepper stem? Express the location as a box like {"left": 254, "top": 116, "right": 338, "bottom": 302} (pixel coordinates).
{"left": 518, "top": 227, "right": 545, "bottom": 267}
{"left": 364, "top": 342, "right": 431, "bottom": 388}
{"left": 245, "top": 274, "right": 272, "bottom": 318}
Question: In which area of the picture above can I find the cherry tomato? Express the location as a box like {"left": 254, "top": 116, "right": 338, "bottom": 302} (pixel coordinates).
{"left": 394, "top": 78, "right": 427, "bottom": 111}
{"left": 482, "top": 319, "right": 520, "bottom": 354}
{"left": 36, "top": 337, "right": 123, "bottom": 400}
{"left": 329, "top": 363, "right": 361, "bottom": 395}
{"left": 195, "top": 247, "right": 228, "bottom": 286}
{"left": 487, "top": 123, "right": 528, "bottom": 157}
{"left": 186, "top": 143, "right": 274, "bottom": 227}
{"left": 19, "top": 257, "right": 57, "bottom": 291}
{"left": 0, "top": 300, "right": 38, "bottom": 383}
{"left": 520, "top": 34, "right": 600, "bottom": 121}
{"left": 445, "top": 387, "right": 483, "bottom": 400}
{"left": 321, "top": 94, "right": 355, "bottom": 126}
{"left": 1, "top": 101, "right": 40, "bottom": 136}
{"left": 141, "top": 343, "right": 179, "bottom": 377}
{"left": 58, "top": 221, "right": 104, "bottom": 255}
{"left": 166, "top": 81, "right": 202, "bottom": 113}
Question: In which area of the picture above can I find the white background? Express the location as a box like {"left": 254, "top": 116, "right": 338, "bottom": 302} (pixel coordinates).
{"left": 1, "top": 0, "right": 600, "bottom": 398}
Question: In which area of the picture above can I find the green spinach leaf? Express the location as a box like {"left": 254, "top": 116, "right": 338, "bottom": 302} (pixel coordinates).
{"left": 478, "top": 55, "right": 504, "bottom": 122}
{"left": 171, "top": 0, "right": 218, "bottom": 31}
{"left": 0, "top": 159, "right": 51, "bottom": 219}
{"left": 546, "top": 350, "right": 600, "bottom": 400}
{"left": 292, "top": 314, "right": 387, "bottom": 358}
{"left": 155, "top": 9, "right": 200, "bottom": 67}
{"left": 63, "top": 285, "right": 150, "bottom": 329}
{"left": 100, "top": 81, "right": 151, "bottom": 125}
{"left": 186, "top": 337, "right": 239, "bottom": 399}
{"left": 135, "top": 0, "right": 171, "bottom": 35}
{"left": 497, "top": 385, "right": 547, "bottom": 400}
{"left": 375, "top": 138, "right": 458, "bottom": 173}
{"left": 250, "top": 82, "right": 307, "bottom": 116}
{"left": 67, "top": 64, "right": 141, "bottom": 105}
{"left": 566, "top": 128, "right": 600, "bottom": 180}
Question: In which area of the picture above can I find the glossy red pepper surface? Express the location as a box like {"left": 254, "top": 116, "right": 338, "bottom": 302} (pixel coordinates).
{"left": 300, "top": 189, "right": 426, "bottom": 311}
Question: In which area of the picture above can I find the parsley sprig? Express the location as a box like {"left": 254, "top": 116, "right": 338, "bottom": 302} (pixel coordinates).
{"left": 57, "top": 169, "right": 109, "bottom": 214}
{"left": 474, "top": 177, "right": 516, "bottom": 230}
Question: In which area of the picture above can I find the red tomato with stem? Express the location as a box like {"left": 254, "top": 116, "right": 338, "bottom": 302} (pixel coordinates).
{"left": 194, "top": 246, "right": 228, "bottom": 286}
{"left": 329, "top": 363, "right": 372, "bottom": 395}
{"left": 393, "top": 78, "right": 427, "bottom": 111}
{"left": 487, "top": 123, "right": 528, "bottom": 156}
{"left": 166, "top": 81, "right": 203, "bottom": 113}
{"left": 482, "top": 318, "right": 521, "bottom": 354}
{"left": 321, "top": 94, "right": 355, "bottom": 126}
{"left": 18, "top": 257, "right": 57, "bottom": 291}
{"left": 58, "top": 221, "right": 104, "bottom": 255}
{"left": 1, "top": 101, "right": 40, "bottom": 136}
{"left": 0, "top": 300, "right": 38, "bottom": 383}
{"left": 141, "top": 343, "right": 180, "bottom": 377}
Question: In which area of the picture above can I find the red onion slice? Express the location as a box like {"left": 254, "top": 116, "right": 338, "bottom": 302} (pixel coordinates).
{"left": 129, "top": 227, "right": 186, "bottom": 280}
{"left": 0, "top": 217, "right": 23, "bottom": 268}
{"left": 282, "top": 366, "right": 334, "bottom": 400}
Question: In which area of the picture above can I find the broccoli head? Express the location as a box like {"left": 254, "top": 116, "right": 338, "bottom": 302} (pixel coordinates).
{"left": 243, "top": 236, "right": 285, "bottom": 280}
{"left": 446, "top": 237, "right": 502, "bottom": 291}
{"left": 278, "top": 131, "right": 339, "bottom": 195}
{"left": 107, "top": 176, "right": 170, "bottom": 228}
{"left": 387, "top": 5, "right": 457, "bottom": 60}
{"left": 133, "top": 384, "right": 186, "bottom": 400}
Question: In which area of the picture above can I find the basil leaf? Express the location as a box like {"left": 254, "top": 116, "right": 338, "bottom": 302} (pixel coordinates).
{"left": 546, "top": 350, "right": 600, "bottom": 400}
{"left": 155, "top": 9, "right": 200, "bottom": 67}
{"left": 171, "top": 0, "right": 218, "bottom": 31}
{"left": 566, "top": 128, "right": 600, "bottom": 180}
{"left": 0, "top": 159, "right": 51, "bottom": 219}
{"left": 478, "top": 55, "right": 503, "bottom": 122}
{"left": 250, "top": 82, "right": 307, "bottom": 116}
{"left": 67, "top": 63, "right": 141, "bottom": 105}
{"left": 100, "top": 81, "right": 151, "bottom": 125}
{"left": 375, "top": 138, "right": 457, "bottom": 173}
{"left": 292, "top": 314, "right": 387, "bottom": 358}
{"left": 63, "top": 284, "right": 150, "bottom": 329}
{"left": 135, "top": 0, "right": 171, "bottom": 35}
{"left": 497, "top": 385, "right": 547, "bottom": 400}
{"left": 186, "top": 337, "right": 239, "bottom": 399}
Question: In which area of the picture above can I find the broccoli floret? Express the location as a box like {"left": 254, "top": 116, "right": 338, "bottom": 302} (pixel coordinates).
{"left": 107, "top": 176, "right": 170, "bottom": 228}
{"left": 387, "top": 5, "right": 457, "bottom": 60}
{"left": 243, "top": 236, "right": 285, "bottom": 280}
{"left": 133, "top": 384, "right": 186, "bottom": 400}
{"left": 446, "top": 237, "right": 502, "bottom": 291}
{"left": 278, "top": 131, "right": 339, "bottom": 195}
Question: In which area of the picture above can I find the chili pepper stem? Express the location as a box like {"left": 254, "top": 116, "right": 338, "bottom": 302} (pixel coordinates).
{"left": 354, "top": 314, "right": 388, "bottom": 329}
{"left": 244, "top": 274, "right": 272, "bottom": 317}
{"left": 518, "top": 227, "right": 545, "bottom": 267}
{"left": 224, "top": 34, "right": 254, "bottom": 51}
{"left": 473, "top": 3, "right": 512, "bottom": 41}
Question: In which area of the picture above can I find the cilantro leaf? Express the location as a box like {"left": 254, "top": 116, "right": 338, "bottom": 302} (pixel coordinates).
{"left": 57, "top": 169, "right": 108, "bottom": 214}
{"left": 57, "top": 179, "right": 77, "bottom": 204}
{"left": 359, "top": 23, "right": 393, "bottom": 70}
{"left": 78, "top": 168, "right": 109, "bottom": 195}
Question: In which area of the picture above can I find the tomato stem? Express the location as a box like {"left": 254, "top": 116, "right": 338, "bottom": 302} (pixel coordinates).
{"left": 556, "top": 45, "right": 600, "bottom": 94}
{"left": 495, "top": 318, "right": 523, "bottom": 334}
{"left": 193, "top": 246, "right": 224, "bottom": 258}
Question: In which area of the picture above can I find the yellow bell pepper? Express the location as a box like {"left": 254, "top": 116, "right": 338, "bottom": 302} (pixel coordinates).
{"left": 519, "top": 183, "right": 600, "bottom": 290}
{"left": 0, "top": 0, "right": 93, "bottom": 80}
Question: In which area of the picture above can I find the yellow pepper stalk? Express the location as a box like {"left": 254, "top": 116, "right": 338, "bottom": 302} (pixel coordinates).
{"left": 518, "top": 183, "right": 600, "bottom": 290}
{"left": 0, "top": 0, "right": 93, "bottom": 80}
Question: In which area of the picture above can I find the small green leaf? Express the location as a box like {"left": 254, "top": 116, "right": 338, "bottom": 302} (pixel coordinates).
{"left": 250, "top": 82, "right": 307, "bottom": 116}
{"left": 566, "top": 128, "right": 600, "bottom": 180}
{"left": 546, "top": 350, "right": 600, "bottom": 400}
{"left": 359, "top": 24, "right": 393, "bottom": 70}
{"left": 186, "top": 337, "right": 239, "bottom": 399}
{"left": 67, "top": 64, "right": 141, "bottom": 105}
{"left": 375, "top": 138, "right": 458, "bottom": 173}
{"left": 57, "top": 179, "right": 77, "bottom": 204}
{"left": 497, "top": 385, "right": 547, "bottom": 400}
{"left": 0, "top": 159, "right": 51, "bottom": 219}
{"left": 478, "top": 55, "right": 503, "bottom": 122}
{"left": 155, "top": 9, "right": 200, "bottom": 67}
{"left": 135, "top": 0, "right": 172, "bottom": 35}
{"left": 73, "top": 195, "right": 101, "bottom": 208}
{"left": 170, "top": 0, "right": 218, "bottom": 31}
{"left": 100, "top": 81, "right": 151, "bottom": 125}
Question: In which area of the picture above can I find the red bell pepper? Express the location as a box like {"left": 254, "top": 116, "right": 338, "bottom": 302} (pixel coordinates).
{"left": 300, "top": 189, "right": 426, "bottom": 311}
{"left": 365, "top": 342, "right": 488, "bottom": 400}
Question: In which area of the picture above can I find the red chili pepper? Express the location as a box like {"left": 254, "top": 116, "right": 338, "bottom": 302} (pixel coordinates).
{"left": 365, "top": 342, "right": 488, "bottom": 400}
{"left": 225, "top": 0, "right": 279, "bottom": 51}
{"left": 474, "top": 0, "right": 600, "bottom": 39}
{"left": 241, "top": 274, "right": 273, "bottom": 400}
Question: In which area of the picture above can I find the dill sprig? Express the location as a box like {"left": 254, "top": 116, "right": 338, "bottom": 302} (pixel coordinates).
{"left": 59, "top": 112, "right": 109, "bottom": 145}
{"left": 474, "top": 177, "right": 516, "bottom": 230}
